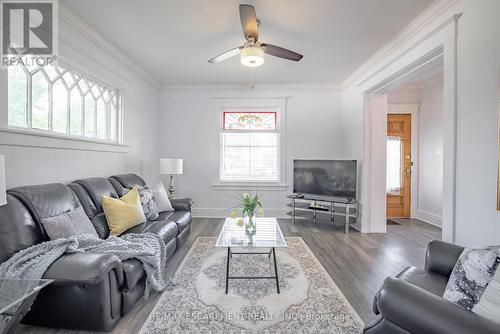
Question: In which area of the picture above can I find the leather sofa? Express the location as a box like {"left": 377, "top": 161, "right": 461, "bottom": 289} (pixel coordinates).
{"left": 0, "top": 173, "right": 192, "bottom": 331}
{"left": 364, "top": 240, "right": 500, "bottom": 334}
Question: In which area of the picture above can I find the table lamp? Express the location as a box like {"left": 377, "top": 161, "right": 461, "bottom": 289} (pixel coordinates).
{"left": 160, "top": 158, "right": 183, "bottom": 198}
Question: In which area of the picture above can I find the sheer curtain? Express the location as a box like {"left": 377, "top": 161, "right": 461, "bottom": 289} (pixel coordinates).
{"left": 386, "top": 136, "right": 402, "bottom": 195}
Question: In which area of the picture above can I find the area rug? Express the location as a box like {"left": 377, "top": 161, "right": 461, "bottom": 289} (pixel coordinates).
{"left": 139, "top": 237, "right": 364, "bottom": 333}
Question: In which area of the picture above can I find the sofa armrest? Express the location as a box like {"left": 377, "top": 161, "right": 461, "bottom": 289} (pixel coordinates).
{"left": 43, "top": 252, "right": 123, "bottom": 285}
{"left": 377, "top": 278, "right": 500, "bottom": 334}
{"left": 171, "top": 198, "right": 193, "bottom": 212}
{"left": 424, "top": 240, "right": 464, "bottom": 277}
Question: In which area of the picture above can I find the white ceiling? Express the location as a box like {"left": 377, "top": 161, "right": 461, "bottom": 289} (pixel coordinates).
{"left": 62, "top": 0, "right": 434, "bottom": 86}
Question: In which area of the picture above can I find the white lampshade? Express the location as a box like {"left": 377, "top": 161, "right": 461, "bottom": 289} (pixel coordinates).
{"left": 0, "top": 155, "right": 6, "bottom": 206}
{"left": 160, "top": 158, "right": 183, "bottom": 175}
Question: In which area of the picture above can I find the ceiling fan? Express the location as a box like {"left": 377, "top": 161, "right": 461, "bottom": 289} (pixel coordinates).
{"left": 208, "top": 4, "right": 303, "bottom": 67}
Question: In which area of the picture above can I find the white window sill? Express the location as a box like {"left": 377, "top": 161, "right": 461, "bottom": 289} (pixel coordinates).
{"left": 0, "top": 127, "right": 129, "bottom": 153}
{"left": 212, "top": 182, "right": 289, "bottom": 191}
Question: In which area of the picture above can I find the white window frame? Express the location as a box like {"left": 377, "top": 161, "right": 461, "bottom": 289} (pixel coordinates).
{"left": 212, "top": 97, "right": 287, "bottom": 190}
{"left": 5, "top": 58, "right": 123, "bottom": 145}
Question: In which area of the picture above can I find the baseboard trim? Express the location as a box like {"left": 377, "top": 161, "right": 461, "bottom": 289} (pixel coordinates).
{"left": 415, "top": 209, "right": 442, "bottom": 228}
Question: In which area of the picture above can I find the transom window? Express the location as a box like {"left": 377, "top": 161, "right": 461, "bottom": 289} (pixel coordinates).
{"left": 220, "top": 110, "right": 280, "bottom": 182}
{"left": 7, "top": 59, "right": 120, "bottom": 142}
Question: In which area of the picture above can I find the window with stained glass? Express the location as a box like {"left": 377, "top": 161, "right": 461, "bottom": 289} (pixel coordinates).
{"left": 223, "top": 112, "right": 277, "bottom": 130}
{"left": 7, "top": 58, "right": 120, "bottom": 142}
{"left": 220, "top": 111, "right": 279, "bottom": 182}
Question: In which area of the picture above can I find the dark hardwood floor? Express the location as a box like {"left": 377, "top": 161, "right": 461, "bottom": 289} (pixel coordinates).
{"left": 17, "top": 217, "right": 441, "bottom": 334}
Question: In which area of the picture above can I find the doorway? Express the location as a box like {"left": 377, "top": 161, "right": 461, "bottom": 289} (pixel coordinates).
{"left": 386, "top": 114, "right": 412, "bottom": 218}
{"left": 358, "top": 14, "right": 459, "bottom": 240}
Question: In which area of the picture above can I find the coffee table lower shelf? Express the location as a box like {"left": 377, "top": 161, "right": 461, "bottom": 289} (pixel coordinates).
{"left": 225, "top": 247, "right": 280, "bottom": 294}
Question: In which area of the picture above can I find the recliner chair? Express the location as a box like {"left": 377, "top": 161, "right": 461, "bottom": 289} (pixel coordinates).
{"left": 364, "top": 240, "right": 500, "bottom": 334}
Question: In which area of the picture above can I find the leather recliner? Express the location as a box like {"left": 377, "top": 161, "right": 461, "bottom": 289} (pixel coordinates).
{"left": 0, "top": 174, "right": 192, "bottom": 332}
{"left": 364, "top": 240, "right": 500, "bottom": 334}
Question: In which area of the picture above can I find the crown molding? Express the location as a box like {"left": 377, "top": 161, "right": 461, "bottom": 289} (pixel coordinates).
{"left": 161, "top": 83, "right": 341, "bottom": 93}
{"left": 341, "top": 0, "right": 460, "bottom": 90}
{"left": 57, "top": 2, "right": 162, "bottom": 91}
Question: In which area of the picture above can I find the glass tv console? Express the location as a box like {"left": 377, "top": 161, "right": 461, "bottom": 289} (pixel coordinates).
{"left": 286, "top": 194, "right": 358, "bottom": 233}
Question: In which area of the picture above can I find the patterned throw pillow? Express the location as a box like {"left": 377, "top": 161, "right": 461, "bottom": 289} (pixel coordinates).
{"left": 443, "top": 246, "right": 500, "bottom": 310}
{"left": 473, "top": 268, "right": 500, "bottom": 324}
{"left": 136, "top": 185, "right": 159, "bottom": 220}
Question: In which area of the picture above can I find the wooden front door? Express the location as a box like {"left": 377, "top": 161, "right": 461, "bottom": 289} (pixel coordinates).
{"left": 386, "top": 114, "right": 412, "bottom": 217}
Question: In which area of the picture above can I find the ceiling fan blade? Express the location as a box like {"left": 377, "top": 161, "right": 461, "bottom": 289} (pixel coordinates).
{"left": 208, "top": 47, "right": 243, "bottom": 63}
{"left": 261, "top": 43, "right": 303, "bottom": 62}
{"left": 239, "top": 4, "right": 259, "bottom": 41}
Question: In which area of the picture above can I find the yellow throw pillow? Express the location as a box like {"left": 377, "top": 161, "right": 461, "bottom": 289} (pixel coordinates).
{"left": 102, "top": 187, "right": 146, "bottom": 236}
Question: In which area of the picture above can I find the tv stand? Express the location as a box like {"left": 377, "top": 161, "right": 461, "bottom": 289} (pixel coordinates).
{"left": 286, "top": 194, "right": 358, "bottom": 233}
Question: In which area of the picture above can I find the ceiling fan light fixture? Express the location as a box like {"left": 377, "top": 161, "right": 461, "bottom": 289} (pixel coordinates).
{"left": 240, "top": 46, "right": 264, "bottom": 67}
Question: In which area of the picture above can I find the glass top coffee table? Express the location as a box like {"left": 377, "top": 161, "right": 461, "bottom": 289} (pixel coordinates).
{"left": 216, "top": 217, "right": 287, "bottom": 294}
{"left": 0, "top": 279, "right": 53, "bottom": 334}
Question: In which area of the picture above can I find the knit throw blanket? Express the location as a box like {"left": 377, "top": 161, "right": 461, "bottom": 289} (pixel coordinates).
{"left": 0, "top": 233, "right": 167, "bottom": 331}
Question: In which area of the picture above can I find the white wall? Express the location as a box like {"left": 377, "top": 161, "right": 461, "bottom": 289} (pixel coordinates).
{"left": 341, "top": 0, "right": 500, "bottom": 246}
{"left": 454, "top": 0, "right": 500, "bottom": 246}
{"left": 387, "top": 86, "right": 420, "bottom": 104}
{"left": 0, "top": 4, "right": 161, "bottom": 188}
{"left": 160, "top": 87, "right": 343, "bottom": 217}
{"left": 417, "top": 78, "right": 444, "bottom": 226}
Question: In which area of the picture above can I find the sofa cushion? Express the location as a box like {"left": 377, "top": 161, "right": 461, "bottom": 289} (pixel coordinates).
{"left": 73, "top": 178, "right": 118, "bottom": 214}
{"left": 122, "top": 220, "right": 178, "bottom": 245}
{"left": 68, "top": 183, "right": 99, "bottom": 218}
{"left": 109, "top": 174, "right": 146, "bottom": 189}
{"left": 43, "top": 252, "right": 122, "bottom": 285}
{"left": 102, "top": 188, "right": 146, "bottom": 236}
{"left": 41, "top": 206, "right": 98, "bottom": 240}
{"left": 473, "top": 268, "right": 500, "bottom": 324}
{"left": 9, "top": 183, "right": 82, "bottom": 224}
{"left": 156, "top": 211, "right": 174, "bottom": 222}
{"left": 443, "top": 246, "right": 500, "bottom": 310}
{"left": 136, "top": 185, "right": 159, "bottom": 220}
{"left": 168, "top": 211, "right": 191, "bottom": 232}
{"left": 121, "top": 259, "right": 145, "bottom": 290}
{"left": 108, "top": 178, "right": 127, "bottom": 197}
{"left": 90, "top": 213, "right": 111, "bottom": 239}
{"left": 397, "top": 266, "right": 448, "bottom": 297}
{"left": 151, "top": 183, "right": 174, "bottom": 212}
{"left": 0, "top": 194, "right": 45, "bottom": 263}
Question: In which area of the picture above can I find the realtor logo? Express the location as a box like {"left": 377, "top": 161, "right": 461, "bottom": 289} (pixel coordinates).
{"left": 1, "top": 0, "right": 58, "bottom": 67}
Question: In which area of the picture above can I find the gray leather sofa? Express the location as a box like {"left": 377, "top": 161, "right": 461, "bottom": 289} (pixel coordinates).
{"left": 364, "top": 240, "right": 500, "bottom": 334}
{"left": 0, "top": 173, "right": 192, "bottom": 331}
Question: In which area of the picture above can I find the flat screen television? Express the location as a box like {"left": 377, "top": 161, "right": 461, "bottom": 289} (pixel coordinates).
{"left": 293, "top": 160, "right": 357, "bottom": 199}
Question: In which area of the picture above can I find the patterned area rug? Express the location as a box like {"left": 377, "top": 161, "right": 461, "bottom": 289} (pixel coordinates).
{"left": 140, "top": 237, "right": 364, "bottom": 333}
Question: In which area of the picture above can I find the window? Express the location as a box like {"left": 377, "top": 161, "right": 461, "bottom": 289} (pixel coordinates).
{"left": 220, "top": 110, "right": 280, "bottom": 182}
{"left": 386, "top": 136, "right": 402, "bottom": 195}
{"left": 7, "top": 59, "right": 120, "bottom": 142}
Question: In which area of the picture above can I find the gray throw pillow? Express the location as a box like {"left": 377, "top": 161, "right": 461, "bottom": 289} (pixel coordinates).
{"left": 443, "top": 245, "right": 500, "bottom": 310}
{"left": 135, "top": 185, "right": 159, "bottom": 220}
{"left": 41, "top": 206, "right": 98, "bottom": 240}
